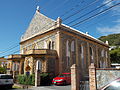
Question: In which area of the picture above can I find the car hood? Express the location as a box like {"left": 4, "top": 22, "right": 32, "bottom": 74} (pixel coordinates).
{"left": 53, "top": 77, "right": 65, "bottom": 80}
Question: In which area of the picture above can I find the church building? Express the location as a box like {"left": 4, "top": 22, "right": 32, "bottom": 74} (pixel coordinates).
{"left": 7, "top": 7, "right": 110, "bottom": 78}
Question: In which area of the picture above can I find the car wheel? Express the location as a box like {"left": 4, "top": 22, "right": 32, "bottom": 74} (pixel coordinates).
{"left": 63, "top": 81, "right": 66, "bottom": 85}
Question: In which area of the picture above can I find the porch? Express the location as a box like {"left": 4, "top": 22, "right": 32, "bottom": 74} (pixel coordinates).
{"left": 7, "top": 49, "right": 58, "bottom": 76}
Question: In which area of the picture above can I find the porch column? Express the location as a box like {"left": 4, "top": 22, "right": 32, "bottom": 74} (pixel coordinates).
{"left": 35, "top": 60, "right": 41, "bottom": 87}
{"left": 12, "top": 62, "right": 15, "bottom": 78}
{"left": 7, "top": 61, "right": 13, "bottom": 74}
{"left": 19, "top": 60, "right": 24, "bottom": 74}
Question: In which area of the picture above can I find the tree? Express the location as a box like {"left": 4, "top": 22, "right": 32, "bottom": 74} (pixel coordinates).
{"left": 110, "top": 48, "right": 120, "bottom": 63}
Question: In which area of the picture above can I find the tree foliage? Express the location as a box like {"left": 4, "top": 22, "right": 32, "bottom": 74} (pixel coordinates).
{"left": 0, "top": 66, "right": 6, "bottom": 74}
{"left": 110, "top": 48, "right": 120, "bottom": 63}
{"left": 98, "top": 33, "right": 120, "bottom": 46}
{"left": 99, "top": 33, "right": 120, "bottom": 63}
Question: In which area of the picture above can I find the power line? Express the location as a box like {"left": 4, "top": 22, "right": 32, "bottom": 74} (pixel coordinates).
{"left": 79, "top": 12, "right": 110, "bottom": 29}
{"left": 66, "top": 0, "right": 115, "bottom": 25}
{"left": 0, "top": 44, "right": 19, "bottom": 54}
{"left": 47, "top": 0, "right": 70, "bottom": 15}
{"left": 60, "top": 0, "right": 85, "bottom": 17}
{"left": 1, "top": 49, "right": 20, "bottom": 58}
{"left": 62, "top": 0, "right": 99, "bottom": 21}
{"left": 2, "top": 0, "right": 118, "bottom": 57}
{"left": 70, "top": 2, "right": 120, "bottom": 27}
{"left": 40, "top": 0, "right": 54, "bottom": 10}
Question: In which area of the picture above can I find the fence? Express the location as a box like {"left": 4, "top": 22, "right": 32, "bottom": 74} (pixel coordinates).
{"left": 80, "top": 81, "right": 89, "bottom": 90}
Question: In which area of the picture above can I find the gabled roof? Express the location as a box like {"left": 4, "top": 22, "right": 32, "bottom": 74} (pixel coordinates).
{"left": 21, "top": 10, "right": 56, "bottom": 42}
{"left": 20, "top": 9, "right": 108, "bottom": 47}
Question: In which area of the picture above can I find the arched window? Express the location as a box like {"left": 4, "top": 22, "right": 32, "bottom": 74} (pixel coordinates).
{"left": 44, "top": 41, "right": 47, "bottom": 49}
{"left": 66, "top": 40, "right": 70, "bottom": 67}
{"left": 81, "top": 44, "right": 84, "bottom": 68}
{"left": 36, "top": 60, "right": 42, "bottom": 70}
{"left": 105, "top": 51, "right": 108, "bottom": 58}
{"left": 52, "top": 41, "right": 55, "bottom": 50}
{"left": 71, "top": 41, "right": 75, "bottom": 52}
{"left": 21, "top": 49, "right": 24, "bottom": 54}
{"left": 90, "top": 47, "right": 92, "bottom": 56}
{"left": 101, "top": 49, "right": 104, "bottom": 57}
{"left": 32, "top": 44, "right": 35, "bottom": 49}
{"left": 48, "top": 41, "right": 51, "bottom": 49}
{"left": 71, "top": 41, "right": 75, "bottom": 64}
{"left": 35, "top": 43, "right": 38, "bottom": 49}
{"left": 90, "top": 47, "right": 94, "bottom": 63}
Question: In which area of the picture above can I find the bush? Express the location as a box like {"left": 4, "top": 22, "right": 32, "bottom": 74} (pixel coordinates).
{"left": 17, "top": 73, "right": 54, "bottom": 86}
{"left": 40, "top": 73, "right": 53, "bottom": 86}
{"left": 0, "top": 67, "right": 6, "bottom": 74}
{"left": 17, "top": 74, "right": 35, "bottom": 85}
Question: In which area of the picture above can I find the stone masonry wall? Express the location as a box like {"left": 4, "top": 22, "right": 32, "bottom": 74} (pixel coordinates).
{"left": 20, "top": 33, "right": 57, "bottom": 54}
{"left": 60, "top": 30, "right": 110, "bottom": 79}
{"left": 96, "top": 68, "right": 120, "bottom": 89}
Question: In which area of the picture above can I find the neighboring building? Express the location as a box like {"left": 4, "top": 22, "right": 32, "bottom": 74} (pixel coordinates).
{"left": 111, "top": 63, "right": 120, "bottom": 69}
{"left": 109, "top": 46, "right": 117, "bottom": 50}
{"left": 7, "top": 8, "right": 110, "bottom": 78}
{"left": 0, "top": 57, "right": 7, "bottom": 67}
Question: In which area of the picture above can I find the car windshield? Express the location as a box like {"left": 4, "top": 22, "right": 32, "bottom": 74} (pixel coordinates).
{"left": 58, "top": 75, "right": 65, "bottom": 77}
{"left": 58, "top": 74, "right": 70, "bottom": 77}
{"left": 104, "top": 81, "right": 120, "bottom": 90}
{"left": 0, "top": 75, "right": 13, "bottom": 79}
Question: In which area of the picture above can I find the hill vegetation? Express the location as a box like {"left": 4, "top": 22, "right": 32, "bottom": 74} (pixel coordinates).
{"left": 98, "top": 33, "right": 120, "bottom": 46}
{"left": 98, "top": 33, "right": 120, "bottom": 63}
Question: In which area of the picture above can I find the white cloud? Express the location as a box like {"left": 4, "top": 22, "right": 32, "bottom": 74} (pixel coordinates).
{"left": 103, "top": 0, "right": 120, "bottom": 15}
{"left": 97, "top": 0, "right": 120, "bottom": 35}
{"left": 97, "top": 24, "right": 120, "bottom": 35}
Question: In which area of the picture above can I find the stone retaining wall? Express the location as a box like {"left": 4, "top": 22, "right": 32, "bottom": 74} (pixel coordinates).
{"left": 96, "top": 68, "right": 120, "bottom": 89}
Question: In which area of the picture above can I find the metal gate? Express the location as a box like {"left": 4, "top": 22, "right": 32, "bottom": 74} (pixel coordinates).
{"left": 80, "top": 81, "right": 89, "bottom": 90}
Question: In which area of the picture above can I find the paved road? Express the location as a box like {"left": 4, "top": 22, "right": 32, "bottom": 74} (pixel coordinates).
{"left": 9, "top": 85, "right": 71, "bottom": 90}
{"left": 30, "top": 85, "right": 71, "bottom": 90}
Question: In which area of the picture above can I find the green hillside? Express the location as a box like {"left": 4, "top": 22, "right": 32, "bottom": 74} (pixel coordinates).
{"left": 98, "top": 33, "right": 120, "bottom": 46}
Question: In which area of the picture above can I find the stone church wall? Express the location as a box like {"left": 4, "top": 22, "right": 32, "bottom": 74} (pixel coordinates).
{"left": 20, "top": 32, "right": 57, "bottom": 54}
{"left": 60, "top": 30, "right": 110, "bottom": 79}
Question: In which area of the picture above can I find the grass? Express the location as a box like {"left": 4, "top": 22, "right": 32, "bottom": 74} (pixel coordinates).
{"left": 12, "top": 85, "right": 22, "bottom": 89}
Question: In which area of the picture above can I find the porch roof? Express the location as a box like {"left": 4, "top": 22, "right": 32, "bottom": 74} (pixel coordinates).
{"left": 7, "top": 54, "right": 24, "bottom": 60}
{"left": 7, "top": 49, "right": 57, "bottom": 61}
{"left": 24, "top": 49, "right": 57, "bottom": 56}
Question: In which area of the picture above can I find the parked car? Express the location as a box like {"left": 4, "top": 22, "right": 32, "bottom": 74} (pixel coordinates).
{"left": 0, "top": 74, "right": 14, "bottom": 89}
{"left": 52, "top": 73, "right": 71, "bottom": 85}
{"left": 100, "top": 77, "right": 120, "bottom": 90}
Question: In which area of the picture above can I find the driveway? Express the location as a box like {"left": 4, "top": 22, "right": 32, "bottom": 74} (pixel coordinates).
{"left": 30, "top": 85, "right": 71, "bottom": 90}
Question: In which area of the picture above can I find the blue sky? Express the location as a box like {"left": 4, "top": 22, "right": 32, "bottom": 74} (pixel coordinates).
{"left": 0, "top": 0, "right": 120, "bottom": 57}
